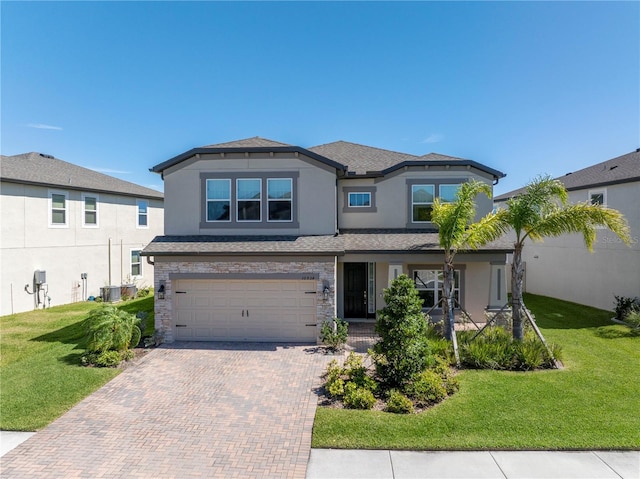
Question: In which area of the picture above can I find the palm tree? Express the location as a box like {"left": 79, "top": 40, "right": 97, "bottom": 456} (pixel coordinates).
{"left": 499, "top": 175, "right": 631, "bottom": 340}
{"left": 431, "top": 180, "right": 508, "bottom": 354}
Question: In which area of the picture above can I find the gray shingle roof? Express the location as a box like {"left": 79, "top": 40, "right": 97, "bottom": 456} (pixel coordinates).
{"left": 143, "top": 230, "right": 512, "bottom": 256}
{"left": 201, "top": 137, "right": 292, "bottom": 148}
{"left": 308, "top": 141, "right": 418, "bottom": 174}
{"left": 142, "top": 235, "right": 344, "bottom": 256}
{"left": 495, "top": 149, "right": 640, "bottom": 202}
{"left": 1, "top": 152, "right": 164, "bottom": 199}
{"left": 340, "top": 229, "right": 513, "bottom": 253}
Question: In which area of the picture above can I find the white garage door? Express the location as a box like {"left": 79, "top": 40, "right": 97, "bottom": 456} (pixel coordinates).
{"left": 173, "top": 279, "right": 318, "bottom": 342}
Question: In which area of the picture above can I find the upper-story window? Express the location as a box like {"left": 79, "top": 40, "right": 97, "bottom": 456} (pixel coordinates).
{"left": 206, "top": 179, "right": 231, "bottom": 222}
{"left": 412, "top": 184, "right": 435, "bottom": 222}
{"left": 237, "top": 178, "right": 262, "bottom": 222}
{"left": 137, "top": 200, "right": 149, "bottom": 228}
{"left": 407, "top": 179, "right": 466, "bottom": 226}
{"left": 201, "top": 172, "right": 299, "bottom": 229}
{"left": 49, "top": 189, "right": 69, "bottom": 228}
{"left": 589, "top": 188, "right": 606, "bottom": 206}
{"left": 342, "top": 186, "right": 377, "bottom": 213}
{"left": 82, "top": 193, "right": 98, "bottom": 227}
{"left": 267, "top": 178, "right": 293, "bottom": 221}
{"left": 130, "top": 249, "right": 142, "bottom": 278}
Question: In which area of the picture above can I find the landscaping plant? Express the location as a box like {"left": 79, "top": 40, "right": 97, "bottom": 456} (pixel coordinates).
{"left": 82, "top": 304, "right": 141, "bottom": 367}
{"left": 320, "top": 317, "right": 349, "bottom": 351}
{"left": 373, "top": 275, "right": 432, "bottom": 389}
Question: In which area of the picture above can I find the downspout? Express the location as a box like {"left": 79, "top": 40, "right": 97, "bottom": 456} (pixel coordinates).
{"left": 108, "top": 238, "right": 112, "bottom": 285}
{"left": 120, "top": 239, "right": 123, "bottom": 284}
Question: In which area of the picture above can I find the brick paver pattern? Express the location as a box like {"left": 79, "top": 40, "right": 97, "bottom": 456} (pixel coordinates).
{"left": 0, "top": 342, "right": 331, "bottom": 479}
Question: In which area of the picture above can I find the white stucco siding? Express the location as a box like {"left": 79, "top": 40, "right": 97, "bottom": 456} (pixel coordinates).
{"left": 162, "top": 154, "right": 336, "bottom": 236}
{"left": 519, "top": 181, "right": 640, "bottom": 312}
{"left": 0, "top": 183, "right": 163, "bottom": 316}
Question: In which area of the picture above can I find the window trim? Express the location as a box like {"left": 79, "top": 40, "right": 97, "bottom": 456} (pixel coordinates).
{"left": 342, "top": 186, "right": 377, "bottom": 213}
{"left": 81, "top": 193, "right": 99, "bottom": 228}
{"left": 136, "top": 199, "right": 149, "bottom": 229}
{"left": 49, "top": 189, "right": 69, "bottom": 228}
{"left": 236, "top": 178, "right": 262, "bottom": 222}
{"left": 200, "top": 172, "right": 299, "bottom": 229}
{"left": 411, "top": 184, "right": 435, "bottom": 223}
{"left": 406, "top": 178, "right": 468, "bottom": 228}
{"left": 130, "top": 249, "right": 143, "bottom": 279}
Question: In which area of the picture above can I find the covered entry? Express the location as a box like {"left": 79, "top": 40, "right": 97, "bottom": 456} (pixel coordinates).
{"left": 173, "top": 278, "right": 318, "bottom": 342}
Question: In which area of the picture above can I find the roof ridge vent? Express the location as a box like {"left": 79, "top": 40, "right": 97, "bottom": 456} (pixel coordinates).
{"left": 609, "top": 165, "right": 618, "bottom": 170}
{"left": 39, "top": 153, "right": 54, "bottom": 159}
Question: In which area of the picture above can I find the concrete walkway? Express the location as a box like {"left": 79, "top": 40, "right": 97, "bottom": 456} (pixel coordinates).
{"left": 306, "top": 449, "right": 640, "bottom": 479}
{"left": 0, "top": 342, "right": 331, "bottom": 478}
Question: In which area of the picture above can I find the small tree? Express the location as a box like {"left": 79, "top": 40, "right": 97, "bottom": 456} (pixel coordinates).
{"left": 373, "top": 275, "right": 431, "bottom": 389}
{"left": 498, "top": 175, "right": 631, "bottom": 340}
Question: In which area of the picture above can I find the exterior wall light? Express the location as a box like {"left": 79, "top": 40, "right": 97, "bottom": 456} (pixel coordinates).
{"left": 323, "top": 286, "right": 330, "bottom": 301}
{"left": 158, "top": 281, "right": 166, "bottom": 300}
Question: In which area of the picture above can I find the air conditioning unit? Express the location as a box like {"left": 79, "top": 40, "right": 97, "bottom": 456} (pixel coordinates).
{"left": 101, "top": 286, "right": 121, "bottom": 303}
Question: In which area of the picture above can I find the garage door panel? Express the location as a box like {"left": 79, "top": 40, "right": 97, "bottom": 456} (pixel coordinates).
{"left": 173, "top": 279, "right": 317, "bottom": 342}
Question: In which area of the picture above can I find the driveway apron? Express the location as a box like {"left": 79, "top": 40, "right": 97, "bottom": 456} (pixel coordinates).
{"left": 0, "top": 343, "right": 331, "bottom": 479}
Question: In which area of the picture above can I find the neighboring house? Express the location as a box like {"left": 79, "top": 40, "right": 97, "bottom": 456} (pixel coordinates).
{"left": 1, "top": 152, "right": 164, "bottom": 316}
{"left": 143, "top": 137, "right": 511, "bottom": 343}
{"left": 494, "top": 149, "right": 640, "bottom": 312}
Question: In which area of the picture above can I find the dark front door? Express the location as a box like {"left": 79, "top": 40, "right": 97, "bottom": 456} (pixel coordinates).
{"left": 344, "top": 263, "right": 367, "bottom": 318}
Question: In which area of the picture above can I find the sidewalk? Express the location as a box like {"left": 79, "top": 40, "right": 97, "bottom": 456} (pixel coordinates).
{"left": 0, "top": 431, "right": 34, "bottom": 457}
{"left": 306, "top": 449, "right": 640, "bottom": 479}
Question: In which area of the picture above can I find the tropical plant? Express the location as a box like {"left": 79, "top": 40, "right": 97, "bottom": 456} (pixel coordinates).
{"left": 431, "top": 179, "right": 509, "bottom": 361}
{"left": 373, "top": 275, "right": 432, "bottom": 389}
{"left": 84, "top": 305, "right": 142, "bottom": 354}
{"left": 497, "top": 175, "right": 631, "bottom": 340}
{"left": 613, "top": 296, "right": 640, "bottom": 321}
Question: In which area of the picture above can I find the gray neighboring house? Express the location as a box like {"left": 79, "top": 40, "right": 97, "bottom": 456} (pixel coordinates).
{"left": 1, "top": 152, "right": 164, "bottom": 316}
{"left": 144, "top": 137, "right": 511, "bottom": 344}
{"left": 494, "top": 149, "right": 640, "bottom": 312}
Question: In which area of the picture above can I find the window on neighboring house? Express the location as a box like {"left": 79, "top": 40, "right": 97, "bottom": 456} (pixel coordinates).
{"left": 237, "top": 178, "right": 262, "bottom": 221}
{"left": 413, "top": 269, "right": 460, "bottom": 309}
{"left": 82, "top": 194, "right": 98, "bottom": 227}
{"left": 412, "top": 185, "right": 435, "bottom": 222}
{"left": 206, "top": 179, "right": 231, "bottom": 222}
{"left": 49, "top": 190, "right": 68, "bottom": 227}
{"left": 130, "top": 250, "right": 142, "bottom": 278}
{"left": 589, "top": 189, "right": 606, "bottom": 206}
{"left": 348, "top": 192, "right": 372, "bottom": 207}
{"left": 267, "top": 178, "right": 292, "bottom": 221}
{"left": 137, "top": 200, "right": 148, "bottom": 227}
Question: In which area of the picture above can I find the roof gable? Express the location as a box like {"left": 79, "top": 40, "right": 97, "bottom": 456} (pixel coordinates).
{"left": 1, "top": 152, "right": 164, "bottom": 199}
{"left": 201, "top": 137, "right": 292, "bottom": 148}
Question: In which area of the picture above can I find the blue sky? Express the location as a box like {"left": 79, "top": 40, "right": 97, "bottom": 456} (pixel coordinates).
{"left": 2, "top": 1, "right": 638, "bottom": 195}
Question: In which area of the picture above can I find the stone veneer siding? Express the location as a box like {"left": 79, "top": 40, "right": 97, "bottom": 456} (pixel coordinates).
{"left": 153, "top": 258, "right": 337, "bottom": 343}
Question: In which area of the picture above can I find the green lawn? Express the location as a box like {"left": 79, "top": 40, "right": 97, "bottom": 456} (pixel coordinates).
{"left": 313, "top": 293, "right": 640, "bottom": 450}
{"left": 0, "top": 297, "right": 154, "bottom": 431}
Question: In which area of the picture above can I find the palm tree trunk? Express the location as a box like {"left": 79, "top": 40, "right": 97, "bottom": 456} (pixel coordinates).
{"left": 511, "top": 242, "right": 525, "bottom": 341}
{"left": 442, "top": 258, "right": 455, "bottom": 341}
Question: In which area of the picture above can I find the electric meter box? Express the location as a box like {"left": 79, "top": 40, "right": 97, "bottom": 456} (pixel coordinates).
{"left": 34, "top": 270, "right": 47, "bottom": 285}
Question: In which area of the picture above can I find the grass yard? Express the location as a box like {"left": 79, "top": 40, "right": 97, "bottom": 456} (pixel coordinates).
{"left": 312, "top": 293, "right": 640, "bottom": 450}
{"left": 0, "top": 296, "right": 154, "bottom": 431}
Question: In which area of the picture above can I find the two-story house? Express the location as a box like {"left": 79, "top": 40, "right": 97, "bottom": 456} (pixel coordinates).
{"left": 143, "top": 137, "right": 511, "bottom": 343}
{"left": 495, "top": 149, "right": 640, "bottom": 312}
{"left": 1, "top": 152, "right": 164, "bottom": 316}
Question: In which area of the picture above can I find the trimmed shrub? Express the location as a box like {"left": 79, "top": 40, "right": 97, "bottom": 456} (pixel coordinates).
{"left": 405, "top": 370, "right": 447, "bottom": 407}
{"left": 614, "top": 296, "right": 640, "bottom": 321}
{"left": 385, "top": 390, "right": 414, "bottom": 414}
{"left": 374, "top": 275, "right": 432, "bottom": 389}
{"left": 320, "top": 317, "right": 349, "bottom": 351}
{"left": 343, "top": 382, "right": 376, "bottom": 410}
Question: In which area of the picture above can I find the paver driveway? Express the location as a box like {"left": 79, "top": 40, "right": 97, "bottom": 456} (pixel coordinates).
{"left": 0, "top": 342, "right": 332, "bottom": 478}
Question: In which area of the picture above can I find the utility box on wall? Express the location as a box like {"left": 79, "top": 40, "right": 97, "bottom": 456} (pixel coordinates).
{"left": 34, "top": 270, "right": 47, "bottom": 285}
